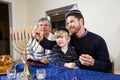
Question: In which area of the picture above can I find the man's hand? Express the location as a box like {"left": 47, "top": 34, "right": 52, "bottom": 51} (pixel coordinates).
{"left": 32, "top": 26, "right": 43, "bottom": 42}
{"left": 40, "top": 57, "right": 49, "bottom": 64}
{"left": 79, "top": 54, "right": 95, "bottom": 66}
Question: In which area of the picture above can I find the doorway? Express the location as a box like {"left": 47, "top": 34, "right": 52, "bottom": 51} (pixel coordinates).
{"left": 0, "top": 2, "right": 10, "bottom": 55}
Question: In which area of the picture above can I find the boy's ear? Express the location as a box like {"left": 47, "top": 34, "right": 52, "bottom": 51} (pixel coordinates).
{"left": 67, "top": 36, "right": 71, "bottom": 42}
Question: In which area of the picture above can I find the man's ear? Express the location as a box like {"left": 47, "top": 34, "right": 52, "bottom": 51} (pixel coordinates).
{"left": 79, "top": 18, "right": 84, "bottom": 25}
{"left": 49, "top": 26, "right": 52, "bottom": 32}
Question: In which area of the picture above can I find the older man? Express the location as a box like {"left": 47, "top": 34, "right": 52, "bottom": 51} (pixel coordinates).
{"left": 22, "top": 17, "right": 55, "bottom": 65}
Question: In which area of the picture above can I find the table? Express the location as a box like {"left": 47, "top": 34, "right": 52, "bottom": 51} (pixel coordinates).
{"left": 0, "top": 63, "right": 120, "bottom": 80}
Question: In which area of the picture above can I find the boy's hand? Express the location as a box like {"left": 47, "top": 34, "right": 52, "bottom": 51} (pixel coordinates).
{"left": 64, "top": 62, "right": 78, "bottom": 69}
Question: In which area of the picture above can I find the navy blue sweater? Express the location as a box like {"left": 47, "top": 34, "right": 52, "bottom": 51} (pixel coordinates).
{"left": 40, "top": 31, "right": 112, "bottom": 73}
{"left": 51, "top": 44, "right": 80, "bottom": 67}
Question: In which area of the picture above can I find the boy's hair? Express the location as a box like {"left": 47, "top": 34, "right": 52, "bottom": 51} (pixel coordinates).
{"left": 54, "top": 27, "right": 70, "bottom": 39}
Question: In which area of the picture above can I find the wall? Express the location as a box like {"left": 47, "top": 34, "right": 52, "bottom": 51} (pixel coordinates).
{"left": 14, "top": 0, "right": 27, "bottom": 27}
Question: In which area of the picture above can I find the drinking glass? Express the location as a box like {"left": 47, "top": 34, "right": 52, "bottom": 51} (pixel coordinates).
{"left": 16, "top": 72, "right": 28, "bottom": 80}
{"left": 7, "top": 68, "right": 16, "bottom": 80}
{"left": 36, "top": 69, "right": 46, "bottom": 80}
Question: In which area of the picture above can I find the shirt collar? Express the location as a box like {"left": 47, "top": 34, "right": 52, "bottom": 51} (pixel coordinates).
{"left": 80, "top": 29, "right": 88, "bottom": 38}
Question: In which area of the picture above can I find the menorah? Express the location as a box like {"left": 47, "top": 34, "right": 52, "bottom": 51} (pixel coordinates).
{"left": 11, "top": 27, "right": 39, "bottom": 79}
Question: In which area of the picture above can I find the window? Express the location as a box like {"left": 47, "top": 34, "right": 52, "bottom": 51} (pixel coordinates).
{"left": 46, "top": 4, "right": 78, "bottom": 33}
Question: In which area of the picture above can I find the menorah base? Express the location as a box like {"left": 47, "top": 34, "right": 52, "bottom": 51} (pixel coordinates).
{"left": 28, "top": 74, "right": 34, "bottom": 79}
{"left": 23, "top": 68, "right": 34, "bottom": 80}
{"left": 23, "top": 61, "right": 34, "bottom": 79}
{"left": 17, "top": 71, "right": 34, "bottom": 80}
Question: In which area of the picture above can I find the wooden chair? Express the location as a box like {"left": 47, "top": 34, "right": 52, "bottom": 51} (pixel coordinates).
{"left": 110, "top": 55, "right": 114, "bottom": 74}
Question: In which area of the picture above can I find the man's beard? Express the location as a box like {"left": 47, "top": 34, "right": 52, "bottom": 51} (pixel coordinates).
{"left": 70, "top": 26, "right": 80, "bottom": 35}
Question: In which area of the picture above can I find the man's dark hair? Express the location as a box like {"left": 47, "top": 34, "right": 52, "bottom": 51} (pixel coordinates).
{"left": 65, "top": 10, "right": 84, "bottom": 25}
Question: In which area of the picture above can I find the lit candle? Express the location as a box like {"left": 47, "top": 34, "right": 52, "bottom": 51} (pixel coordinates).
{"left": 28, "top": 33, "right": 30, "bottom": 39}
{"left": 17, "top": 32, "right": 19, "bottom": 40}
{"left": 24, "top": 30, "right": 26, "bottom": 39}
{"left": 30, "top": 31, "right": 32, "bottom": 38}
{"left": 10, "top": 32, "right": 12, "bottom": 40}
{"left": 21, "top": 32, "right": 23, "bottom": 40}
{"left": 14, "top": 33, "right": 16, "bottom": 40}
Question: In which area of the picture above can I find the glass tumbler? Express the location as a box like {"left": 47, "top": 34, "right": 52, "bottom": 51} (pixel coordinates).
{"left": 16, "top": 72, "right": 28, "bottom": 80}
{"left": 36, "top": 68, "right": 46, "bottom": 80}
{"left": 7, "top": 68, "right": 16, "bottom": 80}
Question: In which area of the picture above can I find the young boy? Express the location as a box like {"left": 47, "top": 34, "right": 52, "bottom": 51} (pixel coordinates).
{"left": 51, "top": 28, "right": 80, "bottom": 69}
